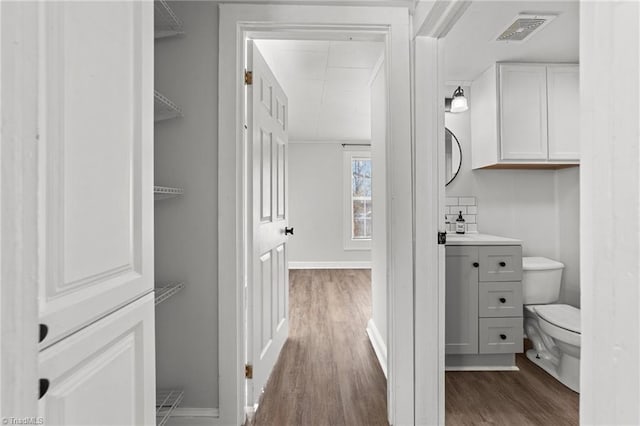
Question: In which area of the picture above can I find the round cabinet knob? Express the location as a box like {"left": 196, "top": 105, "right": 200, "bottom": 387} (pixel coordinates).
{"left": 499, "top": 297, "right": 506, "bottom": 303}
{"left": 472, "top": 262, "right": 479, "bottom": 268}
{"left": 499, "top": 334, "right": 507, "bottom": 340}
{"left": 499, "top": 261, "right": 506, "bottom": 267}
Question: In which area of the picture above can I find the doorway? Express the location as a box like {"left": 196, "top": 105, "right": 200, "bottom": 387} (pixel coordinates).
{"left": 246, "top": 38, "right": 388, "bottom": 424}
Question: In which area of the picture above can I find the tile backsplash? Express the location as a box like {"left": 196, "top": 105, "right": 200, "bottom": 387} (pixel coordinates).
{"left": 446, "top": 196, "right": 478, "bottom": 233}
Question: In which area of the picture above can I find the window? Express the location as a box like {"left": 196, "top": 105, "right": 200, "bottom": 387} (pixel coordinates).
{"left": 344, "top": 150, "right": 372, "bottom": 250}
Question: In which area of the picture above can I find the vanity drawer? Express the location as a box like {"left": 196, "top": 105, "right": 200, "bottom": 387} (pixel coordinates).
{"left": 479, "top": 246, "right": 522, "bottom": 282}
{"left": 479, "top": 317, "right": 523, "bottom": 354}
{"left": 479, "top": 282, "right": 523, "bottom": 318}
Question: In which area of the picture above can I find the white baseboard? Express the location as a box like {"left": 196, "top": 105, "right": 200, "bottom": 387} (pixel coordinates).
{"left": 366, "top": 318, "right": 387, "bottom": 378}
{"left": 288, "top": 261, "right": 371, "bottom": 269}
{"left": 445, "top": 366, "right": 520, "bottom": 372}
{"left": 165, "top": 408, "right": 220, "bottom": 426}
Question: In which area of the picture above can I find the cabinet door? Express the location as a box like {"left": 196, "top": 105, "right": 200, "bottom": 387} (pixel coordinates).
{"left": 499, "top": 64, "right": 549, "bottom": 160}
{"left": 547, "top": 65, "right": 580, "bottom": 160}
{"left": 37, "top": 2, "right": 154, "bottom": 346}
{"left": 445, "top": 246, "right": 479, "bottom": 354}
{"left": 38, "top": 294, "right": 156, "bottom": 426}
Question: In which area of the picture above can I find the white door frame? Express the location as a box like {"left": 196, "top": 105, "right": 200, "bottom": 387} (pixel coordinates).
{"left": 218, "top": 4, "right": 413, "bottom": 425}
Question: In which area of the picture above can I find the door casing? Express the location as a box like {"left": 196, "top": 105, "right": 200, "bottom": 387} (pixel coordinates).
{"left": 218, "top": 5, "right": 414, "bottom": 425}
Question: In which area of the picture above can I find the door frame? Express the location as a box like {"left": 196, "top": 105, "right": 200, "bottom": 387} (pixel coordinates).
{"left": 218, "top": 4, "right": 414, "bottom": 425}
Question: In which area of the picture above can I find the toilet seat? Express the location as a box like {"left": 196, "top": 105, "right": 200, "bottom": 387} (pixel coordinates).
{"left": 534, "top": 304, "right": 580, "bottom": 334}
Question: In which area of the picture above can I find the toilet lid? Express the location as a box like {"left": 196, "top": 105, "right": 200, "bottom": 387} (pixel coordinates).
{"left": 535, "top": 304, "right": 581, "bottom": 334}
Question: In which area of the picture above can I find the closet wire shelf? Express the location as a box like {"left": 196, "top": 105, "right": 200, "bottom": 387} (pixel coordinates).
{"left": 154, "top": 186, "right": 184, "bottom": 201}
{"left": 155, "top": 282, "right": 185, "bottom": 306}
{"left": 154, "top": 0, "right": 184, "bottom": 39}
{"left": 154, "top": 90, "right": 183, "bottom": 122}
{"left": 156, "top": 389, "right": 184, "bottom": 426}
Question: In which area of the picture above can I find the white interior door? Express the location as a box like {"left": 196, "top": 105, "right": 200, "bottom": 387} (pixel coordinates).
{"left": 248, "top": 41, "right": 290, "bottom": 407}
{"left": 36, "top": 1, "right": 154, "bottom": 348}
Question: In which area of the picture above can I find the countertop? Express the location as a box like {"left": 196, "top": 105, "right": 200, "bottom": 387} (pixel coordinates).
{"left": 445, "top": 232, "right": 522, "bottom": 246}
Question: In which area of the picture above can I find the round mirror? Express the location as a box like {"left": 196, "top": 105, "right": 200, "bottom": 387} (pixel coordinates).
{"left": 445, "top": 127, "right": 462, "bottom": 186}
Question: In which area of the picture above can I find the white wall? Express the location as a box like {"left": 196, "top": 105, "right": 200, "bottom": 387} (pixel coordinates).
{"left": 445, "top": 85, "right": 580, "bottom": 306}
{"left": 370, "top": 60, "right": 388, "bottom": 348}
{"left": 154, "top": 1, "right": 218, "bottom": 409}
{"left": 288, "top": 142, "right": 371, "bottom": 266}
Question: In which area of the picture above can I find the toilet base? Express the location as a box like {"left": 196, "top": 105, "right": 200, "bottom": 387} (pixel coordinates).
{"left": 526, "top": 348, "right": 580, "bottom": 393}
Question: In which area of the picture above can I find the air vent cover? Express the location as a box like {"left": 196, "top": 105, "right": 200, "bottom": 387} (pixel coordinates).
{"left": 496, "top": 14, "right": 557, "bottom": 42}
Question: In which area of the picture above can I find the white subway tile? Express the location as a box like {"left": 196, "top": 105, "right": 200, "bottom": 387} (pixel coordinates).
{"left": 459, "top": 196, "right": 476, "bottom": 206}
{"left": 454, "top": 207, "right": 467, "bottom": 215}
{"left": 466, "top": 206, "right": 478, "bottom": 214}
{"left": 463, "top": 214, "right": 476, "bottom": 224}
{"left": 446, "top": 197, "right": 459, "bottom": 206}
{"left": 467, "top": 223, "right": 478, "bottom": 233}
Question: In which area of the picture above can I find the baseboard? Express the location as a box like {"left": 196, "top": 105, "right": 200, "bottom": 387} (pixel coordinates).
{"left": 165, "top": 408, "right": 220, "bottom": 426}
{"left": 288, "top": 261, "right": 371, "bottom": 269}
{"left": 445, "top": 366, "right": 520, "bottom": 371}
{"left": 366, "top": 318, "right": 388, "bottom": 378}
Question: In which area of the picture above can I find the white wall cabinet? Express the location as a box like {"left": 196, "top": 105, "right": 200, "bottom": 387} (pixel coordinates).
{"left": 471, "top": 63, "right": 579, "bottom": 169}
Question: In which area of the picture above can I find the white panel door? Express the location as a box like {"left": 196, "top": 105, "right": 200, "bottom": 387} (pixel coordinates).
{"left": 499, "top": 64, "right": 549, "bottom": 160}
{"left": 36, "top": 1, "right": 154, "bottom": 347}
{"left": 249, "top": 42, "right": 290, "bottom": 406}
{"left": 547, "top": 65, "right": 580, "bottom": 161}
{"left": 38, "top": 293, "right": 156, "bottom": 426}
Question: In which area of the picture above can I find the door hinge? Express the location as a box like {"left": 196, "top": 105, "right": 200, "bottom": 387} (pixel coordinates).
{"left": 438, "top": 232, "right": 447, "bottom": 245}
{"left": 244, "top": 70, "right": 253, "bottom": 85}
{"left": 245, "top": 364, "right": 253, "bottom": 379}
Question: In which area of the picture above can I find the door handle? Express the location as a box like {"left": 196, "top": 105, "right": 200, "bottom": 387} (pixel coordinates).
{"left": 285, "top": 227, "right": 294, "bottom": 236}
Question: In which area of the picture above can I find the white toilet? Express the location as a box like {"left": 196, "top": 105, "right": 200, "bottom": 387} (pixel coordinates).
{"left": 522, "top": 256, "right": 581, "bottom": 393}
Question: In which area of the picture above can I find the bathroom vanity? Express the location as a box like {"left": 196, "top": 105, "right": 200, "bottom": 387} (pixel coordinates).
{"left": 446, "top": 233, "right": 524, "bottom": 370}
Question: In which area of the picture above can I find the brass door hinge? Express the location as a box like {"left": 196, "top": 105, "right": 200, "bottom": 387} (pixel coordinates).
{"left": 244, "top": 71, "right": 253, "bottom": 85}
{"left": 245, "top": 364, "right": 253, "bottom": 379}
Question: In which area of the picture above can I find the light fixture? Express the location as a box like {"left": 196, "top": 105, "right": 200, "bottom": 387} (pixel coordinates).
{"left": 450, "top": 86, "right": 468, "bottom": 113}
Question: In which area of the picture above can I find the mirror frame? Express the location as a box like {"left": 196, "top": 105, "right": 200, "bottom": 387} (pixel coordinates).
{"left": 445, "top": 127, "right": 462, "bottom": 186}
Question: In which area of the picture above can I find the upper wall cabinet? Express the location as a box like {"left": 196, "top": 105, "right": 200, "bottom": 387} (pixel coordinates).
{"left": 471, "top": 63, "right": 579, "bottom": 169}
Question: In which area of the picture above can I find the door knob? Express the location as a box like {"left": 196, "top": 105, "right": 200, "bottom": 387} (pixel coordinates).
{"left": 285, "top": 227, "right": 294, "bottom": 236}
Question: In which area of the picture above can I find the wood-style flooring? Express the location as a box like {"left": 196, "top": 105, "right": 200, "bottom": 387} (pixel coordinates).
{"left": 250, "top": 269, "right": 388, "bottom": 426}
{"left": 251, "top": 269, "right": 579, "bottom": 426}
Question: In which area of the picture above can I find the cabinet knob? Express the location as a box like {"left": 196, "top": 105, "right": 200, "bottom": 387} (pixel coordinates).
{"left": 472, "top": 262, "right": 479, "bottom": 268}
{"left": 499, "top": 334, "right": 507, "bottom": 340}
{"left": 499, "top": 297, "right": 506, "bottom": 303}
{"left": 499, "top": 261, "right": 506, "bottom": 267}
{"left": 39, "top": 378, "right": 50, "bottom": 399}
{"left": 39, "top": 324, "right": 48, "bottom": 343}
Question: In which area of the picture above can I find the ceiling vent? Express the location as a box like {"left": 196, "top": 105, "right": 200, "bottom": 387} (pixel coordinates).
{"left": 496, "top": 14, "right": 557, "bottom": 43}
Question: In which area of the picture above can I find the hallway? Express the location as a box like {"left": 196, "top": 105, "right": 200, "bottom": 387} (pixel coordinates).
{"left": 250, "top": 269, "right": 388, "bottom": 426}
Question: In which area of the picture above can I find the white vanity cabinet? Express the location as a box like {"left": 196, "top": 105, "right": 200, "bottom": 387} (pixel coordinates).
{"left": 445, "top": 235, "right": 524, "bottom": 369}
{"left": 471, "top": 63, "right": 579, "bottom": 169}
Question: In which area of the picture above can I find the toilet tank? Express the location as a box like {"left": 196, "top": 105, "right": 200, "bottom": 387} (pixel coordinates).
{"left": 522, "top": 257, "right": 565, "bottom": 304}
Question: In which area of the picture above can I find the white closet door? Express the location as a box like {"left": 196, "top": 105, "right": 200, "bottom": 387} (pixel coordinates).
{"left": 36, "top": 2, "right": 154, "bottom": 346}
{"left": 547, "top": 65, "right": 580, "bottom": 160}
{"left": 38, "top": 293, "right": 156, "bottom": 426}
{"left": 499, "top": 64, "right": 549, "bottom": 160}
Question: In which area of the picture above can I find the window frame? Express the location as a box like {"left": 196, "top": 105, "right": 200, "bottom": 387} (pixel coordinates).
{"left": 343, "top": 148, "right": 372, "bottom": 251}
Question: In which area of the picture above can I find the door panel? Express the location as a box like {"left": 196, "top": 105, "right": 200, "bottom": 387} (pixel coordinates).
{"left": 250, "top": 42, "right": 290, "bottom": 406}
{"left": 445, "top": 246, "right": 479, "bottom": 354}
{"left": 38, "top": 294, "right": 156, "bottom": 426}
{"left": 37, "top": 1, "right": 154, "bottom": 347}
{"left": 547, "top": 65, "right": 580, "bottom": 160}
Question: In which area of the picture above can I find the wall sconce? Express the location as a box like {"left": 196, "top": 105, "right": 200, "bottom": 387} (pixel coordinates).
{"left": 450, "top": 86, "right": 468, "bottom": 113}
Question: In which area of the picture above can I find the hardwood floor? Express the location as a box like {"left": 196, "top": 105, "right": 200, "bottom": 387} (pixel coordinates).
{"left": 446, "top": 344, "right": 579, "bottom": 426}
{"left": 250, "top": 269, "right": 388, "bottom": 426}
{"left": 251, "top": 269, "right": 579, "bottom": 426}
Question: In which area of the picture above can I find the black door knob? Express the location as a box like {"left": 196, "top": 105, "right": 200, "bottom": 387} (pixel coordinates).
{"left": 39, "top": 378, "right": 50, "bottom": 399}
{"left": 39, "top": 324, "right": 48, "bottom": 343}
{"left": 285, "top": 227, "right": 294, "bottom": 236}
{"left": 499, "top": 298, "right": 506, "bottom": 303}
{"left": 472, "top": 262, "right": 479, "bottom": 268}
{"left": 499, "top": 334, "right": 507, "bottom": 340}
{"left": 499, "top": 261, "right": 506, "bottom": 267}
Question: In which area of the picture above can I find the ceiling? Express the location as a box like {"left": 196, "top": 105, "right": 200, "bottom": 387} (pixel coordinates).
{"left": 444, "top": 1, "right": 579, "bottom": 82}
{"left": 254, "top": 40, "right": 384, "bottom": 141}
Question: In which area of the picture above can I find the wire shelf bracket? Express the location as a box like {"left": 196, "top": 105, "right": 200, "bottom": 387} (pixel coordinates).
{"left": 155, "top": 282, "right": 185, "bottom": 306}
{"left": 154, "top": 90, "right": 183, "bottom": 122}
{"left": 156, "top": 389, "right": 184, "bottom": 426}
{"left": 154, "top": 186, "right": 184, "bottom": 201}
{"left": 154, "top": 1, "right": 184, "bottom": 39}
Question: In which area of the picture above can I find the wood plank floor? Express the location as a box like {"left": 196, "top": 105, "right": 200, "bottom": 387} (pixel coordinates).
{"left": 250, "top": 269, "right": 388, "bottom": 426}
{"left": 251, "top": 269, "right": 579, "bottom": 426}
